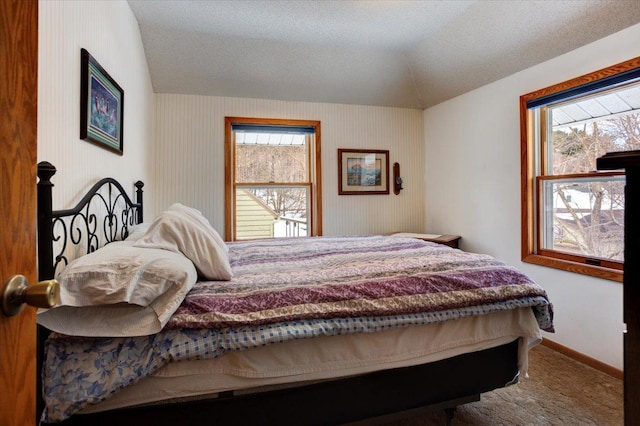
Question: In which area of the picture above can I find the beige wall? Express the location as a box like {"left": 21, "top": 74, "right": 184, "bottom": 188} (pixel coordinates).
{"left": 153, "top": 94, "right": 425, "bottom": 236}
{"left": 38, "top": 0, "right": 636, "bottom": 371}
{"left": 38, "top": 0, "right": 155, "bottom": 210}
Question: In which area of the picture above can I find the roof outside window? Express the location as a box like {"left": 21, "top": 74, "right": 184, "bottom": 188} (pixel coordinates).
{"left": 552, "top": 84, "right": 640, "bottom": 129}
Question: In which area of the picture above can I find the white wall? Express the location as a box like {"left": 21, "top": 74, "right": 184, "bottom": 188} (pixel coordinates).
{"left": 38, "top": 0, "right": 155, "bottom": 210}
{"left": 424, "top": 23, "right": 640, "bottom": 370}
{"left": 153, "top": 95, "right": 424, "bottom": 236}
{"left": 37, "top": 0, "right": 633, "bottom": 370}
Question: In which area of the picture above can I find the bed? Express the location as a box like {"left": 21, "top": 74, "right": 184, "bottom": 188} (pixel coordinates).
{"left": 35, "top": 161, "right": 554, "bottom": 425}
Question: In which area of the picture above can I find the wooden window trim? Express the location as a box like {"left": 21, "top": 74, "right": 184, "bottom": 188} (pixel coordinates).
{"left": 520, "top": 56, "right": 640, "bottom": 283}
{"left": 224, "top": 117, "right": 322, "bottom": 241}
{"left": 536, "top": 172, "right": 624, "bottom": 181}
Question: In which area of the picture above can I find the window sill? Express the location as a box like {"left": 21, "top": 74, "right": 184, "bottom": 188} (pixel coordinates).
{"left": 522, "top": 254, "right": 622, "bottom": 283}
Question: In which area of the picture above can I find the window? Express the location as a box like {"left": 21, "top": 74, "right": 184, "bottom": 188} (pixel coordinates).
{"left": 521, "top": 57, "right": 640, "bottom": 282}
{"left": 224, "top": 117, "right": 322, "bottom": 241}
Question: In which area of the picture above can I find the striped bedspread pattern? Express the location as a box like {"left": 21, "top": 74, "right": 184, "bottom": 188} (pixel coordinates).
{"left": 169, "top": 236, "right": 554, "bottom": 331}
{"left": 42, "top": 236, "right": 554, "bottom": 422}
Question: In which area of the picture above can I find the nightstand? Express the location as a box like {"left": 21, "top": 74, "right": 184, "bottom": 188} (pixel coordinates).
{"left": 391, "top": 233, "right": 461, "bottom": 249}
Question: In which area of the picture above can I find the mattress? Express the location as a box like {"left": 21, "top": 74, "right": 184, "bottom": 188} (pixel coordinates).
{"left": 80, "top": 307, "right": 541, "bottom": 414}
{"left": 42, "top": 235, "right": 554, "bottom": 423}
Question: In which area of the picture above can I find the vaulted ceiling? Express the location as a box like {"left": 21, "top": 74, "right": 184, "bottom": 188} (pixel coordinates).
{"left": 127, "top": 0, "right": 640, "bottom": 109}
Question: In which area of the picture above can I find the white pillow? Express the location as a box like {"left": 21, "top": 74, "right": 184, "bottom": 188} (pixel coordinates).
{"left": 125, "top": 222, "right": 151, "bottom": 241}
{"left": 134, "top": 204, "right": 232, "bottom": 280}
{"left": 53, "top": 241, "right": 196, "bottom": 306}
{"left": 37, "top": 289, "right": 183, "bottom": 337}
{"left": 37, "top": 241, "right": 197, "bottom": 337}
{"left": 167, "top": 203, "right": 229, "bottom": 253}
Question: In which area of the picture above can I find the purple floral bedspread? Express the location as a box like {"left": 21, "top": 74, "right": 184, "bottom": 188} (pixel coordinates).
{"left": 169, "top": 236, "right": 554, "bottom": 331}
{"left": 42, "top": 236, "right": 554, "bottom": 422}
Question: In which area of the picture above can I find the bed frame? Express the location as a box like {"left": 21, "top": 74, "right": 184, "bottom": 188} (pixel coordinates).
{"left": 36, "top": 161, "right": 520, "bottom": 425}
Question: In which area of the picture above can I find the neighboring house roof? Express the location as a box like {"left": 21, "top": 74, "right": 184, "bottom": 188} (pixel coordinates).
{"left": 237, "top": 189, "right": 278, "bottom": 219}
{"left": 556, "top": 209, "right": 624, "bottom": 228}
{"left": 553, "top": 187, "right": 623, "bottom": 215}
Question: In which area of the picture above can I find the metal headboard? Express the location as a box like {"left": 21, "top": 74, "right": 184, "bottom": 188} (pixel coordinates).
{"left": 35, "top": 161, "right": 145, "bottom": 420}
{"left": 36, "top": 161, "right": 144, "bottom": 280}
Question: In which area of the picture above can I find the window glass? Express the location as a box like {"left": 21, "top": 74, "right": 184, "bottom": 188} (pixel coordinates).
{"left": 236, "top": 186, "right": 309, "bottom": 239}
{"left": 540, "top": 176, "right": 625, "bottom": 261}
{"left": 537, "top": 83, "right": 640, "bottom": 262}
{"left": 235, "top": 133, "right": 308, "bottom": 183}
{"left": 547, "top": 85, "right": 640, "bottom": 175}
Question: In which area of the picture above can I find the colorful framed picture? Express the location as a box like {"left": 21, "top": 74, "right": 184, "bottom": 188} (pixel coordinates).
{"left": 80, "top": 48, "right": 124, "bottom": 155}
{"left": 338, "top": 149, "right": 389, "bottom": 195}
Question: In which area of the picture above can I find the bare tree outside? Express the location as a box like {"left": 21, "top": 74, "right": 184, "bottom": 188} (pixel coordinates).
{"left": 548, "top": 108, "right": 640, "bottom": 261}
{"left": 235, "top": 134, "right": 310, "bottom": 237}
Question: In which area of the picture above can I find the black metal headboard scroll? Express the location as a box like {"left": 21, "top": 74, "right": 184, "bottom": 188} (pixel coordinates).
{"left": 36, "top": 161, "right": 144, "bottom": 281}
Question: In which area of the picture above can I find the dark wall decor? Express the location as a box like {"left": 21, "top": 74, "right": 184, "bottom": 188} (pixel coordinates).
{"left": 393, "top": 162, "right": 403, "bottom": 195}
{"left": 338, "top": 149, "right": 389, "bottom": 195}
{"left": 80, "top": 48, "right": 124, "bottom": 155}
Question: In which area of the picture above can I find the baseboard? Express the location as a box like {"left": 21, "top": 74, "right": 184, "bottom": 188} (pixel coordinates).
{"left": 541, "top": 339, "right": 623, "bottom": 380}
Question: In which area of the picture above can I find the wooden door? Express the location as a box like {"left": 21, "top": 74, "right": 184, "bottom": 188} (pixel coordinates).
{"left": 0, "top": 1, "right": 39, "bottom": 425}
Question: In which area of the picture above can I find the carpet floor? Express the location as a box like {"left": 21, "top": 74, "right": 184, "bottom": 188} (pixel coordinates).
{"left": 381, "top": 343, "right": 623, "bottom": 426}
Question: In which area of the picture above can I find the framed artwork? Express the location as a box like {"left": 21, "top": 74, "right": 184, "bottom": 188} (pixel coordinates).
{"left": 80, "top": 48, "right": 124, "bottom": 155}
{"left": 338, "top": 149, "right": 389, "bottom": 195}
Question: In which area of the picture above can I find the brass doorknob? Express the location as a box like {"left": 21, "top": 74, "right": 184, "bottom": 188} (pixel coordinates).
{"left": 1, "top": 275, "right": 60, "bottom": 317}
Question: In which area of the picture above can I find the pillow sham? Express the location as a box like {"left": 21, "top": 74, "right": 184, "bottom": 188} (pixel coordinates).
{"left": 37, "top": 290, "right": 182, "bottom": 337}
{"left": 53, "top": 240, "right": 196, "bottom": 306}
{"left": 134, "top": 204, "right": 232, "bottom": 280}
{"left": 37, "top": 241, "right": 197, "bottom": 337}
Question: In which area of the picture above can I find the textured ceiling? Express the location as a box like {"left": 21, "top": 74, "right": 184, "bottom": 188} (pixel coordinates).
{"left": 127, "top": 0, "right": 640, "bottom": 109}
